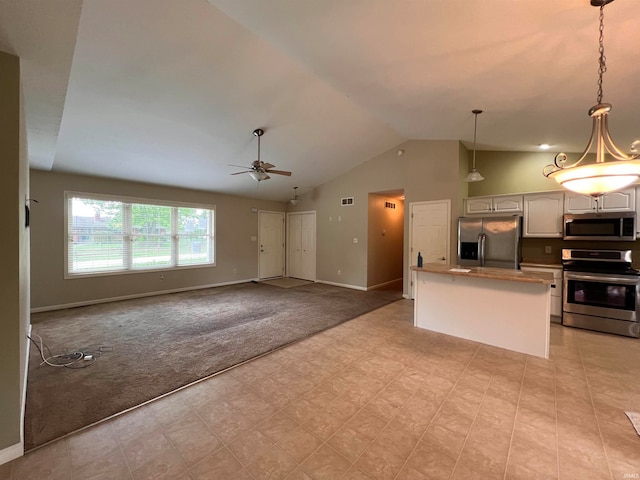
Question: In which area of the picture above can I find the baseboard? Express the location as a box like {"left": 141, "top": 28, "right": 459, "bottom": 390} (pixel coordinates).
{"left": 316, "top": 280, "right": 367, "bottom": 291}
{"left": 2, "top": 325, "right": 32, "bottom": 466}
{"left": 0, "top": 442, "right": 23, "bottom": 466}
{"left": 366, "top": 278, "right": 403, "bottom": 291}
{"left": 31, "top": 278, "right": 258, "bottom": 313}
{"left": 21, "top": 324, "right": 32, "bottom": 450}
{"left": 402, "top": 293, "right": 412, "bottom": 299}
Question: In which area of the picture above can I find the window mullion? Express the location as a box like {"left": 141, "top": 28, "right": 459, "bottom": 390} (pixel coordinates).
{"left": 171, "top": 207, "right": 178, "bottom": 267}
{"left": 124, "top": 203, "right": 132, "bottom": 270}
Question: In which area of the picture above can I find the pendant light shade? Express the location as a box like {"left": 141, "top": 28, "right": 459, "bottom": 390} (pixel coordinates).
{"left": 289, "top": 186, "right": 300, "bottom": 206}
{"left": 464, "top": 109, "right": 484, "bottom": 182}
{"left": 543, "top": 0, "right": 640, "bottom": 197}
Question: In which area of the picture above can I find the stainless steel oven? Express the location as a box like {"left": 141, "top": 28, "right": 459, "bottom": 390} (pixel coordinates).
{"left": 562, "top": 249, "right": 640, "bottom": 338}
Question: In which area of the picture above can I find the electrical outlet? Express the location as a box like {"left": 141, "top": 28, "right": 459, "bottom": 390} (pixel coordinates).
{"left": 338, "top": 269, "right": 342, "bottom": 275}
{"left": 160, "top": 274, "right": 165, "bottom": 280}
{"left": 544, "top": 246, "right": 552, "bottom": 254}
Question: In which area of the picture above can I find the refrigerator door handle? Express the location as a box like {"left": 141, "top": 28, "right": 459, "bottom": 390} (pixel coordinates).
{"left": 478, "top": 233, "right": 486, "bottom": 267}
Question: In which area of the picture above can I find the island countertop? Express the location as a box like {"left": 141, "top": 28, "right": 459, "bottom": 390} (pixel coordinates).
{"left": 410, "top": 263, "right": 554, "bottom": 285}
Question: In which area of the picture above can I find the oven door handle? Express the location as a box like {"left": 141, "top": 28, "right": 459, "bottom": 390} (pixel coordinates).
{"left": 564, "top": 272, "right": 640, "bottom": 285}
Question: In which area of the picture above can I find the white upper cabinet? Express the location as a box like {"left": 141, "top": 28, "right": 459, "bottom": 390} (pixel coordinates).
{"left": 465, "top": 197, "right": 493, "bottom": 215}
{"left": 600, "top": 189, "right": 635, "bottom": 212}
{"left": 465, "top": 195, "right": 523, "bottom": 215}
{"left": 523, "top": 192, "right": 564, "bottom": 237}
{"left": 565, "top": 188, "right": 635, "bottom": 213}
{"left": 564, "top": 193, "right": 595, "bottom": 214}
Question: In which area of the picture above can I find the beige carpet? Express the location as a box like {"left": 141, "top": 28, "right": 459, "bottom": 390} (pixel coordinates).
{"left": 25, "top": 281, "right": 402, "bottom": 450}
{"left": 260, "top": 277, "right": 313, "bottom": 288}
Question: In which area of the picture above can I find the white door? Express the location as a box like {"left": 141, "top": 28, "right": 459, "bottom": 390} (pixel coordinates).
{"left": 287, "top": 211, "right": 316, "bottom": 281}
{"left": 409, "top": 200, "right": 450, "bottom": 299}
{"left": 259, "top": 211, "right": 285, "bottom": 279}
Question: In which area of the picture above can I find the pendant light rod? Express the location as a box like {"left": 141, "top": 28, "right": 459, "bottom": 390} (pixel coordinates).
{"left": 253, "top": 128, "right": 263, "bottom": 162}
{"left": 464, "top": 109, "right": 484, "bottom": 182}
{"left": 472, "top": 109, "right": 482, "bottom": 170}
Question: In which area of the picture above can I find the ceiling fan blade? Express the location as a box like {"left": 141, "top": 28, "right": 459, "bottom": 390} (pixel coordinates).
{"left": 260, "top": 162, "right": 275, "bottom": 169}
{"left": 228, "top": 163, "right": 250, "bottom": 169}
{"left": 265, "top": 169, "right": 292, "bottom": 176}
{"left": 230, "top": 171, "right": 251, "bottom": 175}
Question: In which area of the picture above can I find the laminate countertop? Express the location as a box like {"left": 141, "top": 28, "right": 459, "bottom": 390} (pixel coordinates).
{"left": 411, "top": 263, "right": 555, "bottom": 285}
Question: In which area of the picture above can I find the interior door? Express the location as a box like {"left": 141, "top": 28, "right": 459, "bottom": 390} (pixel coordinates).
{"left": 287, "top": 211, "right": 316, "bottom": 280}
{"left": 259, "top": 211, "right": 285, "bottom": 279}
{"left": 409, "top": 200, "right": 450, "bottom": 299}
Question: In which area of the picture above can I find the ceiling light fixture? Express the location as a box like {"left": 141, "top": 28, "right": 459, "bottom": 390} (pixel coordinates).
{"left": 249, "top": 171, "right": 269, "bottom": 182}
{"left": 543, "top": 0, "right": 640, "bottom": 197}
{"left": 464, "top": 109, "right": 484, "bottom": 182}
{"left": 539, "top": 144, "right": 551, "bottom": 150}
{"left": 289, "top": 186, "right": 300, "bottom": 206}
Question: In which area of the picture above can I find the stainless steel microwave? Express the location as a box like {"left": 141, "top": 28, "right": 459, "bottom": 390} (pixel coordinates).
{"left": 564, "top": 212, "right": 636, "bottom": 241}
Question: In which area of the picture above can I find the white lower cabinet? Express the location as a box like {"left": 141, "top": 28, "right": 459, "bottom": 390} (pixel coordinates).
{"left": 520, "top": 265, "right": 562, "bottom": 321}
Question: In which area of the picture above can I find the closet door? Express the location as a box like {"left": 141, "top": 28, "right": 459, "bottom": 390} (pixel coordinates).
{"left": 287, "top": 212, "right": 316, "bottom": 281}
{"left": 299, "top": 212, "right": 316, "bottom": 281}
{"left": 288, "top": 213, "right": 302, "bottom": 279}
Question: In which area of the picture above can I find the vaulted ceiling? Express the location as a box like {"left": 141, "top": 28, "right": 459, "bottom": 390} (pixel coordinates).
{"left": 1, "top": 0, "right": 639, "bottom": 201}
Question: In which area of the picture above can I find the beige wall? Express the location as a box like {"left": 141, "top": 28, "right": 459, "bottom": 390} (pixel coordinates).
{"left": 289, "top": 140, "right": 465, "bottom": 295}
{"left": 30, "top": 170, "right": 286, "bottom": 309}
{"left": 367, "top": 194, "right": 404, "bottom": 288}
{"left": 0, "top": 51, "right": 28, "bottom": 457}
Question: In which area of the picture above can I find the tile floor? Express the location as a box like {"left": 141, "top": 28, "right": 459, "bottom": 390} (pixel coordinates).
{"left": 2, "top": 299, "right": 640, "bottom": 480}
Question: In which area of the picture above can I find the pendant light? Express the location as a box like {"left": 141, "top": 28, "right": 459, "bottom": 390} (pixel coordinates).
{"left": 464, "top": 109, "right": 484, "bottom": 182}
{"left": 543, "top": 0, "right": 640, "bottom": 197}
{"left": 289, "top": 186, "right": 300, "bottom": 206}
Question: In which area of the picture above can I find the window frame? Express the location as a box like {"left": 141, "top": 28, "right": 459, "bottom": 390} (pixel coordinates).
{"left": 64, "top": 191, "right": 216, "bottom": 279}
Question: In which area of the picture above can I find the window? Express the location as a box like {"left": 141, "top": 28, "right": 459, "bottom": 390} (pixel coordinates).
{"left": 66, "top": 193, "right": 215, "bottom": 276}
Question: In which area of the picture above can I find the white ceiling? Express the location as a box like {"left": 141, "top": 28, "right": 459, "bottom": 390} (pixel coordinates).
{"left": 1, "top": 0, "right": 639, "bottom": 201}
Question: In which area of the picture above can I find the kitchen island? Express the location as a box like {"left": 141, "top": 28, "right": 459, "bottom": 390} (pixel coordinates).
{"left": 411, "top": 264, "right": 554, "bottom": 359}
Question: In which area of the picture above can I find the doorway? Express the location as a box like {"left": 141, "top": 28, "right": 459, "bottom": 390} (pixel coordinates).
{"left": 367, "top": 191, "right": 404, "bottom": 291}
{"left": 409, "top": 200, "right": 451, "bottom": 299}
{"left": 258, "top": 211, "right": 285, "bottom": 279}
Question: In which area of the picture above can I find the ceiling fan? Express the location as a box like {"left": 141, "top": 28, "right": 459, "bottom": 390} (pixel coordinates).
{"left": 229, "top": 128, "right": 292, "bottom": 182}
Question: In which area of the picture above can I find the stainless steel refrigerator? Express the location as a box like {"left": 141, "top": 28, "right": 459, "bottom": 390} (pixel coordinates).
{"left": 457, "top": 216, "right": 522, "bottom": 269}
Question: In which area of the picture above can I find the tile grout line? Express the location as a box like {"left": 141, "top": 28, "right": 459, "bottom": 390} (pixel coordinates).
{"left": 501, "top": 352, "right": 527, "bottom": 480}
{"left": 110, "top": 421, "right": 137, "bottom": 480}
{"left": 577, "top": 334, "right": 615, "bottom": 480}
{"left": 221, "top": 326, "right": 390, "bottom": 480}
{"left": 387, "top": 342, "right": 483, "bottom": 480}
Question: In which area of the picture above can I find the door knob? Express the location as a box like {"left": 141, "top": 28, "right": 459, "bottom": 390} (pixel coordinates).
{"left": 440, "top": 257, "right": 446, "bottom": 261}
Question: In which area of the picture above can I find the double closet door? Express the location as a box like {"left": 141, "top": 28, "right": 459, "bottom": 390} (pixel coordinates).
{"left": 287, "top": 212, "right": 316, "bottom": 281}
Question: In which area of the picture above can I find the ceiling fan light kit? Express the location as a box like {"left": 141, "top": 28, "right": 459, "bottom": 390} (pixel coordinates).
{"left": 229, "top": 128, "right": 292, "bottom": 182}
{"left": 464, "top": 109, "right": 485, "bottom": 183}
{"left": 543, "top": 0, "right": 640, "bottom": 197}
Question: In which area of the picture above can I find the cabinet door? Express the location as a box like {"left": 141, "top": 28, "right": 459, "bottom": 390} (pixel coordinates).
{"left": 523, "top": 193, "right": 564, "bottom": 237}
{"left": 465, "top": 197, "right": 493, "bottom": 215}
{"left": 599, "top": 188, "right": 635, "bottom": 212}
{"left": 564, "top": 193, "right": 595, "bottom": 213}
{"left": 493, "top": 195, "right": 523, "bottom": 213}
